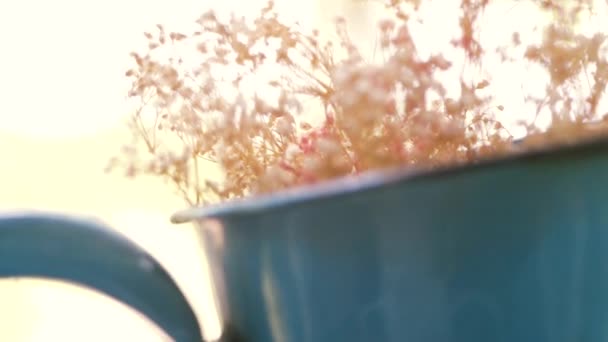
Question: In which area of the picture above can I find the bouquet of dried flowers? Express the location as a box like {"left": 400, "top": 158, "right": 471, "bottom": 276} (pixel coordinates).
{"left": 108, "top": 0, "right": 608, "bottom": 206}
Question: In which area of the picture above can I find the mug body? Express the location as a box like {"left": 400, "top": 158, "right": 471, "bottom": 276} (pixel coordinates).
{"left": 192, "top": 141, "right": 608, "bottom": 342}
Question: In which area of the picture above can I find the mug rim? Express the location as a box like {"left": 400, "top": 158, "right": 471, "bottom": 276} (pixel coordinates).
{"left": 171, "top": 135, "right": 608, "bottom": 224}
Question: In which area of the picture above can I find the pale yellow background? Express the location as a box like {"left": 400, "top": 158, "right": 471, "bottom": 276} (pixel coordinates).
{"left": 0, "top": 0, "right": 606, "bottom": 341}
{"left": 0, "top": 1, "right": 335, "bottom": 341}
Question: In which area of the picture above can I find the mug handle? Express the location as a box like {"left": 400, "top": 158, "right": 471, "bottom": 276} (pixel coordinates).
{"left": 0, "top": 213, "right": 203, "bottom": 342}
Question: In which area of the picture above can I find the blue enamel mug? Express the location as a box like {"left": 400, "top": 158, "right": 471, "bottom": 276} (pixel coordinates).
{"left": 2, "top": 137, "right": 608, "bottom": 342}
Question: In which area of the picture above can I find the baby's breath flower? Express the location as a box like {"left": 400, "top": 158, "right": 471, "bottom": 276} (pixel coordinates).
{"left": 213, "top": 141, "right": 226, "bottom": 158}
{"left": 110, "top": 0, "right": 608, "bottom": 206}
{"left": 439, "top": 118, "right": 465, "bottom": 138}
{"left": 378, "top": 19, "right": 395, "bottom": 32}
{"left": 266, "top": 165, "right": 294, "bottom": 185}
{"left": 302, "top": 156, "right": 321, "bottom": 174}
{"left": 284, "top": 143, "right": 301, "bottom": 161}
{"left": 316, "top": 138, "right": 341, "bottom": 155}
{"left": 275, "top": 116, "right": 294, "bottom": 136}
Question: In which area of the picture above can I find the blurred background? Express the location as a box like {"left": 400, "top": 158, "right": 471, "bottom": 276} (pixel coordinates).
{"left": 0, "top": 0, "right": 606, "bottom": 341}
{"left": 0, "top": 0, "right": 346, "bottom": 340}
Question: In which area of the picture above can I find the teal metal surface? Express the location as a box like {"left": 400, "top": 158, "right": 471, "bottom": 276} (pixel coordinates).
{"left": 3, "top": 137, "right": 608, "bottom": 342}
{"left": 173, "top": 137, "right": 608, "bottom": 342}
{"left": 0, "top": 214, "right": 202, "bottom": 342}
